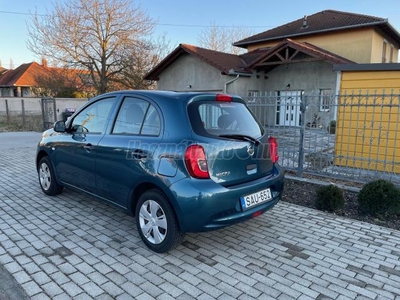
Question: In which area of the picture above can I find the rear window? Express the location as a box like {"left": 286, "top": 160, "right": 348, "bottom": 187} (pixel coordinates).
{"left": 188, "top": 101, "right": 264, "bottom": 138}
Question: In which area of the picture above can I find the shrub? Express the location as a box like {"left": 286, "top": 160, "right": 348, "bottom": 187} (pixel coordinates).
{"left": 358, "top": 179, "right": 400, "bottom": 216}
{"left": 315, "top": 184, "right": 344, "bottom": 212}
{"left": 327, "top": 120, "right": 336, "bottom": 134}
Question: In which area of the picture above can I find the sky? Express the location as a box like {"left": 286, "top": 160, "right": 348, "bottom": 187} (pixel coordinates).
{"left": 1, "top": 0, "right": 400, "bottom": 69}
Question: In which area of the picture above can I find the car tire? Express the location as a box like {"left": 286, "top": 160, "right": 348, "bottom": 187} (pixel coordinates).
{"left": 135, "top": 189, "right": 184, "bottom": 253}
{"left": 38, "top": 156, "right": 63, "bottom": 196}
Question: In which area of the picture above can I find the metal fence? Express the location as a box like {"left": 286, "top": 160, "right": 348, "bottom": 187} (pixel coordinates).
{"left": 246, "top": 91, "right": 400, "bottom": 185}
{"left": 0, "top": 98, "right": 43, "bottom": 131}
{"left": 0, "top": 97, "right": 87, "bottom": 131}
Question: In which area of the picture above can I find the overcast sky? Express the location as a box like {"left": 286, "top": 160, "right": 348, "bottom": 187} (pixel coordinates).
{"left": 1, "top": 0, "right": 399, "bottom": 68}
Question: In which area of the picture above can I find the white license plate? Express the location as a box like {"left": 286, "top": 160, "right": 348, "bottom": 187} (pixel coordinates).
{"left": 241, "top": 188, "right": 272, "bottom": 210}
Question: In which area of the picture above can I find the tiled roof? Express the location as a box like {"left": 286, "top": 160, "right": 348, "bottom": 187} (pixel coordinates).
{"left": 239, "top": 48, "right": 271, "bottom": 65}
{"left": 181, "top": 44, "right": 251, "bottom": 74}
{"left": 144, "top": 44, "right": 252, "bottom": 81}
{"left": 0, "top": 62, "right": 50, "bottom": 87}
{"left": 144, "top": 40, "right": 353, "bottom": 81}
{"left": 0, "top": 67, "right": 7, "bottom": 76}
{"left": 0, "top": 62, "right": 90, "bottom": 90}
{"left": 234, "top": 10, "right": 400, "bottom": 47}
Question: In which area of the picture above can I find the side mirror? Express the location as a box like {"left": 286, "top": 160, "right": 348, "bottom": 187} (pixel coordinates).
{"left": 54, "top": 121, "right": 66, "bottom": 132}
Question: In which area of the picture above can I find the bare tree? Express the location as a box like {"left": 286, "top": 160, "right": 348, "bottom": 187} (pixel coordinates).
{"left": 113, "top": 33, "right": 173, "bottom": 90}
{"left": 197, "top": 21, "right": 254, "bottom": 55}
{"left": 27, "top": 0, "right": 155, "bottom": 94}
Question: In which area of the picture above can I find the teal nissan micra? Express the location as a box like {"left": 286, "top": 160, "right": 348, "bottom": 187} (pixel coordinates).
{"left": 36, "top": 91, "right": 284, "bottom": 252}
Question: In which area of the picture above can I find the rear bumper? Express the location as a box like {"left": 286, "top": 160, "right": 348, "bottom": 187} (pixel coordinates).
{"left": 170, "top": 164, "right": 284, "bottom": 232}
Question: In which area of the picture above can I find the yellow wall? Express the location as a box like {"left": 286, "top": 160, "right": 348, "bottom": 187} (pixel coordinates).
{"left": 335, "top": 71, "right": 400, "bottom": 173}
{"left": 340, "top": 70, "right": 400, "bottom": 92}
{"left": 247, "top": 28, "right": 399, "bottom": 63}
{"left": 371, "top": 30, "right": 399, "bottom": 63}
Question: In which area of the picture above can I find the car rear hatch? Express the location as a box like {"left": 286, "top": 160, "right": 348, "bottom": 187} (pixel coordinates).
{"left": 187, "top": 94, "right": 278, "bottom": 187}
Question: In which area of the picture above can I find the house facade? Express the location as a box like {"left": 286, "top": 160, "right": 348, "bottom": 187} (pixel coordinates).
{"left": 0, "top": 59, "right": 93, "bottom": 98}
{"left": 144, "top": 9, "right": 400, "bottom": 128}
{"left": 235, "top": 10, "right": 399, "bottom": 64}
{"left": 0, "top": 62, "right": 45, "bottom": 97}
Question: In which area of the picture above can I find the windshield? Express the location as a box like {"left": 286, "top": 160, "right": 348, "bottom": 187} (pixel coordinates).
{"left": 188, "top": 101, "right": 264, "bottom": 138}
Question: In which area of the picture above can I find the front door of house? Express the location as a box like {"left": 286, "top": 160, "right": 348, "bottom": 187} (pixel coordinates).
{"left": 278, "top": 91, "right": 301, "bottom": 126}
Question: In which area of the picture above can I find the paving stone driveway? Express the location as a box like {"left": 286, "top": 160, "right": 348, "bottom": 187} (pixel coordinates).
{"left": 1, "top": 132, "right": 400, "bottom": 299}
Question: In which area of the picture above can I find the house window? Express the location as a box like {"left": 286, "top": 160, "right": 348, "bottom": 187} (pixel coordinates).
{"left": 247, "top": 90, "right": 259, "bottom": 103}
{"left": 382, "top": 40, "right": 387, "bottom": 63}
{"left": 390, "top": 44, "right": 394, "bottom": 63}
{"left": 319, "top": 89, "right": 331, "bottom": 112}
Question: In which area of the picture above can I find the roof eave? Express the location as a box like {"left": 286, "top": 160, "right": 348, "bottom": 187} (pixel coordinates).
{"left": 333, "top": 63, "right": 400, "bottom": 72}
{"left": 143, "top": 46, "right": 185, "bottom": 81}
{"left": 234, "top": 20, "right": 392, "bottom": 48}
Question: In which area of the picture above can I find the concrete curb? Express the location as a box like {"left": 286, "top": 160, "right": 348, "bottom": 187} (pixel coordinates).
{"left": 286, "top": 174, "right": 361, "bottom": 193}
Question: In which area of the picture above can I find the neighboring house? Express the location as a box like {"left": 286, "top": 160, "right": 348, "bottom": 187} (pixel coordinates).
{"left": 0, "top": 59, "right": 93, "bottom": 98}
{"left": 0, "top": 60, "right": 50, "bottom": 97}
{"left": 144, "top": 9, "right": 400, "bottom": 127}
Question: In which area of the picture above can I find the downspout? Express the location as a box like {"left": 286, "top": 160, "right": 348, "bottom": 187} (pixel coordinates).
{"left": 223, "top": 69, "right": 252, "bottom": 94}
{"left": 223, "top": 74, "right": 239, "bottom": 93}
{"left": 334, "top": 71, "right": 341, "bottom": 121}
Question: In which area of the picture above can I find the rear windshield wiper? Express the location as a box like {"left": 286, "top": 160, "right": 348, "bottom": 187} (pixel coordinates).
{"left": 218, "top": 134, "right": 260, "bottom": 145}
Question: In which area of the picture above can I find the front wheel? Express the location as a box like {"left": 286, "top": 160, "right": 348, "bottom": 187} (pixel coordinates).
{"left": 135, "top": 189, "right": 184, "bottom": 253}
{"left": 38, "top": 156, "right": 63, "bottom": 196}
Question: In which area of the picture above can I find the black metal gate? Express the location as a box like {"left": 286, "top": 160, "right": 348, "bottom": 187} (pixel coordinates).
{"left": 41, "top": 97, "right": 56, "bottom": 130}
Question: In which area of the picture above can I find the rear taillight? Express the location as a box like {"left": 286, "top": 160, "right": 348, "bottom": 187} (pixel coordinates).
{"left": 184, "top": 145, "right": 210, "bottom": 179}
{"left": 216, "top": 94, "right": 232, "bottom": 102}
{"left": 268, "top": 136, "right": 279, "bottom": 164}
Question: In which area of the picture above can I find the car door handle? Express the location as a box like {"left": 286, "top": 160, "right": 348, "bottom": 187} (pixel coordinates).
{"left": 83, "top": 143, "right": 94, "bottom": 153}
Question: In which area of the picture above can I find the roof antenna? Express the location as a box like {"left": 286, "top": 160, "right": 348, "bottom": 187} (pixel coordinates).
{"left": 302, "top": 15, "right": 308, "bottom": 28}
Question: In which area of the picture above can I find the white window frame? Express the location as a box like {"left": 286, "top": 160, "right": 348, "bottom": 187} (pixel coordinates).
{"left": 382, "top": 40, "right": 388, "bottom": 63}
{"left": 390, "top": 44, "right": 394, "bottom": 63}
{"left": 319, "top": 89, "right": 331, "bottom": 112}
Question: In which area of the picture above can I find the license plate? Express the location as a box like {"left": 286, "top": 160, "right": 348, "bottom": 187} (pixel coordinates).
{"left": 241, "top": 188, "right": 272, "bottom": 210}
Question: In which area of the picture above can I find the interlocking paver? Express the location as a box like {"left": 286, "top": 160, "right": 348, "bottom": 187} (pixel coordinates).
{"left": 139, "top": 281, "right": 164, "bottom": 298}
{"left": 178, "top": 281, "right": 202, "bottom": 298}
{"left": 62, "top": 281, "right": 84, "bottom": 297}
{"left": 1, "top": 132, "right": 400, "bottom": 299}
{"left": 31, "top": 293, "right": 52, "bottom": 300}
{"left": 20, "top": 280, "right": 41, "bottom": 298}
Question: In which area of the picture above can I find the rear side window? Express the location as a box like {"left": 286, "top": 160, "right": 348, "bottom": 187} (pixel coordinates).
{"left": 189, "top": 101, "right": 264, "bottom": 138}
{"left": 113, "top": 97, "right": 161, "bottom": 136}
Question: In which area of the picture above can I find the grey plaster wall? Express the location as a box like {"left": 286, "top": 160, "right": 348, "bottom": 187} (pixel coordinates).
{"left": 248, "top": 61, "right": 338, "bottom": 127}
{"left": 156, "top": 53, "right": 265, "bottom": 97}
{"left": 262, "top": 61, "right": 337, "bottom": 94}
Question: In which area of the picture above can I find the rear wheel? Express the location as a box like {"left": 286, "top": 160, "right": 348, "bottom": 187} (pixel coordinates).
{"left": 38, "top": 156, "right": 63, "bottom": 196}
{"left": 135, "top": 189, "right": 184, "bottom": 253}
